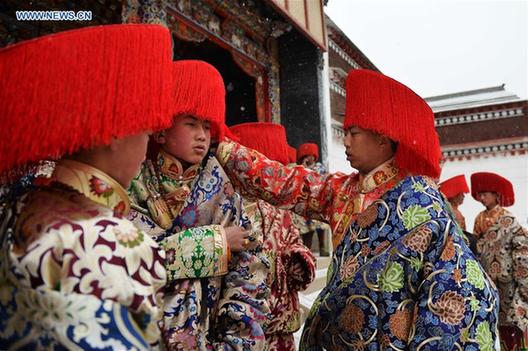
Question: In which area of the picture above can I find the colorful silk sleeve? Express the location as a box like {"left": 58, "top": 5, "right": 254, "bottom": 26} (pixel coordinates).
{"left": 282, "top": 211, "right": 316, "bottom": 292}
{"left": 217, "top": 140, "right": 344, "bottom": 223}
{"left": 160, "top": 224, "right": 229, "bottom": 281}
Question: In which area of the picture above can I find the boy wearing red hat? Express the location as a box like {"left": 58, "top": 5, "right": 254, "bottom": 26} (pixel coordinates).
{"left": 0, "top": 25, "right": 174, "bottom": 348}
{"left": 128, "top": 60, "right": 269, "bottom": 350}
{"left": 288, "top": 145, "right": 298, "bottom": 166}
{"left": 217, "top": 69, "right": 499, "bottom": 349}
{"left": 471, "top": 172, "right": 528, "bottom": 350}
{"left": 230, "top": 122, "right": 316, "bottom": 351}
{"left": 298, "top": 143, "right": 326, "bottom": 175}
{"left": 296, "top": 143, "right": 332, "bottom": 256}
{"left": 439, "top": 174, "right": 470, "bottom": 230}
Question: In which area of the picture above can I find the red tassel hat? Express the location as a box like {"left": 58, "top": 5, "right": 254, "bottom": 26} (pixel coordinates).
{"left": 470, "top": 172, "right": 515, "bottom": 207}
{"left": 171, "top": 60, "right": 227, "bottom": 141}
{"left": 439, "top": 175, "right": 470, "bottom": 199}
{"left": 298, "top": 143, "right": 319, "bottom": 162}
{"left": 0, "top": 24, "right": 174, "bottom": 179}
{"left": 344, "top": 69, "right": 441, "bottom": 178}
{"left": 288, "top": 146, "right": 297, "bottom": 164}
{"left": 229, "top": 122, "right": 290, "bottom": 165}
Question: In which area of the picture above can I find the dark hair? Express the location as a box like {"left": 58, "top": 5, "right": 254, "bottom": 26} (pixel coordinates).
{"left": 390, "top": 140, "right": 398, "bottom": 153}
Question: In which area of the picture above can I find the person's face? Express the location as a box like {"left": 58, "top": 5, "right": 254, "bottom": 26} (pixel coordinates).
{"left": 301, "top": 155, "right": 316, "bottom": 167}
{"left": 343, "top": 126, "right": 392, "bottom": 174}
{"left": 449, "top": 192, "right": 465, "bottom": 206}
{"left": 111, "top": 131, "right": 151, "bottom": 187}
{"left": 478, "top": 191, "right": 499, "bottom": 209}
{"left": 156, "top": 115, "right": 211, "bottom": 165}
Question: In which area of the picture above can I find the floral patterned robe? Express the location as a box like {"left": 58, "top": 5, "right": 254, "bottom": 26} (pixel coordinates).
{"left": 129, "top": 151, "right": 269, "bottom": 350}
{"left": 216, "top": 141, "right": 501, "bottom": 351}
{"left": 0, "top": 160, "right": 166, "bottom": 350}
{"left": 295, "top": 162, "right": 332, "bottom": 255}
{"left": 475, "top": 206, "right": 528, "bottom": 342}
{"left": 244, "top": 199, "right": 316, "bottom": 351}
{"left": 451, "top": 204, "right": 466, "bottom": 231}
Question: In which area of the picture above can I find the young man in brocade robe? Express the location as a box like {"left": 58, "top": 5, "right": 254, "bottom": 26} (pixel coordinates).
{"left": 128, "top": 60, "right": 269, "bottom": 350}
{"left": 216, "top": 69, "right": 500, "bottom": 350}
{"left": 439, "top": 174, "right": 478, "bottom": 253}
{"left": 471, "top": 172, "right": 528, "bottom": 350}
{"left": 230, "top": 122, "right": 317, "bottom": 351}
{"left": 295, "top": 142, "right": 331, "bottom": 257}
{"left": 0, "top": 25, "right": 174, "bottom": 349}
{"left": 439, "top": 174, "right": 470, "bottom": 230}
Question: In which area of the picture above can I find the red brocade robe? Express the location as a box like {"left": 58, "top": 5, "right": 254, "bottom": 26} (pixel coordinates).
{"left": 244, "top": 199, "right": 316, "bottom": 350}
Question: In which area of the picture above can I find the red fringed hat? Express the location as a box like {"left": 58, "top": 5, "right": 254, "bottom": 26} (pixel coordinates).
{"left": 298, "top": 143, "right": 319, "bottom": 162}
{"left": 470, "top": 172, "right": 515, "bottom": 207}
{"left": 172, "top": 60, "right": 226, "bottom": 141}
{"left": 439, "top": 175, "right": 469, "bottom": 199}
{"left": 344, "top": 69, "right": 441, "bottom": 178}
{"left": 0, "top": 24, "right": 174, "bottom": 178}
{"left": 288, "top": 146, "right": 297, "bottom": 164}
{"left": 229, "top": 122, "right": 289, "bottom": 165}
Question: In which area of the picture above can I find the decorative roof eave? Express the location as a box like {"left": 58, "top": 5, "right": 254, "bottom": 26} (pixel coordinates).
{"left": 426, "top": 84, "right": 508, "bottom": 102}
{"left": 435, "top": 104, "right": 525, "bottom": 127}
{"left": 329, "top": 39, "right": 361, "bottom": 69}
{"left": 330, "top": 81, "right": 346, "bottom": 97}
{"left": 442, "top": 137, "right": 528, "bottom": 161}
{"left": 434, "top": 100, "right": 527, "bottom": 119}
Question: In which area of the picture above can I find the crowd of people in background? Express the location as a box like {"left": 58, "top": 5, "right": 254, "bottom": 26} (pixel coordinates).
{"left": 440, "top": 172, "right": 528, "bottom": 350}
{"left": 0, "top": 23, "right": 526, "bottom": 351}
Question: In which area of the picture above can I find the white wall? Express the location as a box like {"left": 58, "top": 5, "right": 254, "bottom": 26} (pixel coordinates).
{"left": 441, "top": 152, "right": 528, "bottom": 230}
{"left": 328, "top": 131, "right": 355, "bottom": 174}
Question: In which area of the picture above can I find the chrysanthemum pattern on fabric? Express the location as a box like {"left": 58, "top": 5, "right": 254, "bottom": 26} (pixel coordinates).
{"left": 301, "top": 176, "right": 499, "bottom": 350}
{"left": 0, "top": 167, "right": 166, "bottom": 349}
{"left": 216, "top": 142, "right": 500, "bottom": 351}
{"left": 129, "top": 152, "right": 270, "bottom": 350}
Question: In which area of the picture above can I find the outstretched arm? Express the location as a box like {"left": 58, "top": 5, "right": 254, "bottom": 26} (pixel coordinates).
{"left": 217, "top": 140, "right": 348, "bottom": 223}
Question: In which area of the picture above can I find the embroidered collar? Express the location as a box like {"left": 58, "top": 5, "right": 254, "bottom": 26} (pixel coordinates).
{"left": 485, "top": 204, "right": 501, "bottom": 214}
{"left": 483, "top": 204, "right": 504, "bottom": 220}
{"left": 358, "top": 158, "right": 400, "bottom": 194}
{"left": 51, "top": 160, "right": 130, "bottom": 217}
{"left": 157, "top": 149, "right": 201, "bottom": 182}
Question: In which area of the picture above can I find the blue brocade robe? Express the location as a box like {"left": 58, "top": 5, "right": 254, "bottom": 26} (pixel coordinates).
{"left": 300, "top": 176, "right": 500, "bottom": 351}
{"left": 216, "top": 141, "right": 500, "bottom": 351}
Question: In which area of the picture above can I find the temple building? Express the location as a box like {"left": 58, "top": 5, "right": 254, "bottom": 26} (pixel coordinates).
{"left": 1, "top": 0, "right": 328, "bottom": 149}
{"left": 426, "top": 85, "right": 528, "bottom": 229}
